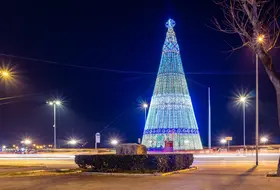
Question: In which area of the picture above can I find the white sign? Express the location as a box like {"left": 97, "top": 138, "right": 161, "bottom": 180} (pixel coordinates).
{"left": 95, "top": 133, "right": 101, "bottom": 143}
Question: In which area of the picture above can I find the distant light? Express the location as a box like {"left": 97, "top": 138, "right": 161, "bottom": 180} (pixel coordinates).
{"left": 68, "top": 139, "right": 78, "bottom": 145}
{"left": 49, "top": 102, "right": 54, "bottom": 105}
{"left": 2, "top": 145, "right": 6, "bottom": 149}
{"left": 0, "top": 65, "right": 16, "bottom": 84}
{"left": 24, "top": 139, "right": 32, "bottom": 145}
{"left": 260, "top": 136, "right": 268, "bottom": 143}
{"left": 110, "top": 139, "right": 119, "bottom": 146}
{"left": 21, "top": 148, "right": 25, "bottom": 151}
{"left": 1, "top": 71, "right": 10, "bottom": 78}
{"left": 47, "top": 100, "right": 62, "bottom": 106}
{"left": 184, "top": 140, "right": 189, "bottom": 144}
{"left": 55, "top": 100, "right": 61, "bottom": 105}
{"left": 257, "top": 34, "right": 265, "bottom": 43}
{"left": 142, "top": 103, "right": 148, "bottom": 109}
{"left": 220, "top": 138, "right": 227, "bottom": 144}
{"left": 239, "top": 96, "right": 246, "bottom": 103}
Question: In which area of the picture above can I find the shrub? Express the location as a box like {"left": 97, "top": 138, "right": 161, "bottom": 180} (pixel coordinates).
{"left": 75, "top": 154, "right": 193, "bottom": 173}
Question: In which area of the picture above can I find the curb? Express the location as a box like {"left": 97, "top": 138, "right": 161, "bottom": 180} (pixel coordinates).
{"left": 82, "top": 166, "right": 198, "bottom": 177}
{"left": 82, "top": 172, "right": 158, "bottom": 176}
{"left": 160, "top": 166, "right": 198, "bottom": 176}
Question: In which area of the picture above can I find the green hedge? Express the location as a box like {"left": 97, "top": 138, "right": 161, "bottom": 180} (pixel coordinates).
{"left": 75, "top": 154, "right": 193, "bottom": 173}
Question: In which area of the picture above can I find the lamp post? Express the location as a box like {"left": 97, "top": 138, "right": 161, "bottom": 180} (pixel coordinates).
{"left": 255, "top": 34, "right": 264, "bottom": 166}
{"left": 47, "top": 100, "right": 62, "bottom": 149}
{"left": 239, "top": 96, "right": 247, "bottom": 149}
{"left": 142, "top": 103, "right": 148, "bottom": 121}
{"left": 256, "top": 53, "right": 259, "bottom": 166}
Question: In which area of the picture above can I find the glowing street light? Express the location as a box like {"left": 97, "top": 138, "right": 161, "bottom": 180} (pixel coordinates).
{"left": 2, "top": 145, "right": 6, "bottom": 149}
{"left": 220, "top": 138, "right": 227, "bottom": 144}
{"left": 0, "top": 70, "right": 10, "bottom": 78}
{"left": 239, "top": 96, "right": 246, "bottom": 103}
{"left": 257, "top": 34, "right": 265, "bottom": 44}
{"left": 260, "top": 136, "right": 268, "bottom": 144}
{"left": 68, "top": 139, "right": 78, "bottom": 145}
{"left": 47, "top": 99, "right": 62, "bottom": 149}
{"left": 110, "top": 139, "right": 119, "bottom": 146}
{"left": 143, "top": 103, "right": 148, "bottom": 109}
{"left": 24, "top": 139, "right": 32, "bottom": 145}
{"left": 0, "top": 65, "right": 17, "bottom": 85}
{"left": 22, "top": 139, "right": 32, "bottom": 145}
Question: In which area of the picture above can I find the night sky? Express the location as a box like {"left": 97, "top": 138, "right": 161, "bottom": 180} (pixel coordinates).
{"left": 0, "top": 0, "right": 279, "bottom": 147}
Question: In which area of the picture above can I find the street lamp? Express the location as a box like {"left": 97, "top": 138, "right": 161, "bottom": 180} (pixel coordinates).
{"left": 24, "top": 139, "right": 32, "bottom": 145}
{"left": 68, "top": 139, "right": 78, "bottom": 146}
{"left": 142, "top": 103, "right": 148, "bottom": 121}
{"left": 257, "top": 35, "right": 265, "bottom": 43}
{"left": 220, "top": 138, "right": 227, "bottom": 144}
{"left": 110, "top": 139, "right": 119, "bottom": 146}
{"left": 47, "top": 99, "right": 62, "bottom": 149}
{"left": 255, "top": 34, "right": 265, "bottom": 166}
{"left": 260, "top": 136, "right": 268, "bottom": 144}
{"left": 0, "top": 70, "right": 10, "bottom": 78}
{"left": 238, "top": 95, "right": 247, "bottom": 149}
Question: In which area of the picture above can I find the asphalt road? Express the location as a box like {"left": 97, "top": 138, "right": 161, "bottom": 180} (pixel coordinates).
{"left": 0, "top": 163, "right": 279, "bottom": 190}
{"left": 0, "top": 152, "right": 279, "bottom": 169}
{"left": 0, "top": 153, "right": 279, "bottom": 189}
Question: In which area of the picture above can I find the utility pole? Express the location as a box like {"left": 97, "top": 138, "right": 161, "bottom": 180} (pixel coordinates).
{"left": 256, "top": 54, "right": 259, "bottom": 166}
{"left": 208, "top": 87, "right": 211, "bottom": 150}
{"left": 53, "top": 103, "right": 57, "bottom": 149}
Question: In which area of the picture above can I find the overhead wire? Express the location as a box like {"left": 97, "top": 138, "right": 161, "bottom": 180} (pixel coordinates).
{"left": 0, "top": 53, "right": 270, "bottom": 75}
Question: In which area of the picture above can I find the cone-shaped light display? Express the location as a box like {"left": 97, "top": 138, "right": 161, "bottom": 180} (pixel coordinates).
{"left": 142, "top": 19, "right": 203, "bottom": 150}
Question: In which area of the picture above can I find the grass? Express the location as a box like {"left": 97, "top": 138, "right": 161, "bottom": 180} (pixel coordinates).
{"left": 0, "top": 169, "right": 82, "bottom": 178}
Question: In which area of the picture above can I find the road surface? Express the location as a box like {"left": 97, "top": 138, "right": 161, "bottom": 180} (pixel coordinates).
{"left": 0, "top": 163, "right": 279, "bottom": 190}
{"left": 0, "top": 152, "right": 279, "bottom": 169}
{"left": 0, "top": 153, "right": 279, "bottom": 189}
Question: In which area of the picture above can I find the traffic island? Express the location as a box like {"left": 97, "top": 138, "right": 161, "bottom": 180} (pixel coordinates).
{"left": 75, "top": 154, "right": 194, "bottom": 176}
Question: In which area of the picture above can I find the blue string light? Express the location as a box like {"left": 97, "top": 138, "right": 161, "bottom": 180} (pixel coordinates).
{"left": 142, "top": 19, "right": 203, "bottom": 150}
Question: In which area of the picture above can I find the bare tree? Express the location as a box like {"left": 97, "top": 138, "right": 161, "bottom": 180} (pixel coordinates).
{"left": 213, "top": 0, "right": 280, "bottom": 125}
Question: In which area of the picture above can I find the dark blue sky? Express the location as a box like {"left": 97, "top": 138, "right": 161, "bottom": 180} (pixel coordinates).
{"left": 0, "top": 0, "right": 279, "bottom": 147}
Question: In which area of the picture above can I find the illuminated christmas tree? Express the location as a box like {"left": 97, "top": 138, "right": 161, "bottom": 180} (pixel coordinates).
{"left": 142, "top": 19, "right": 203, "bottom": 150}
